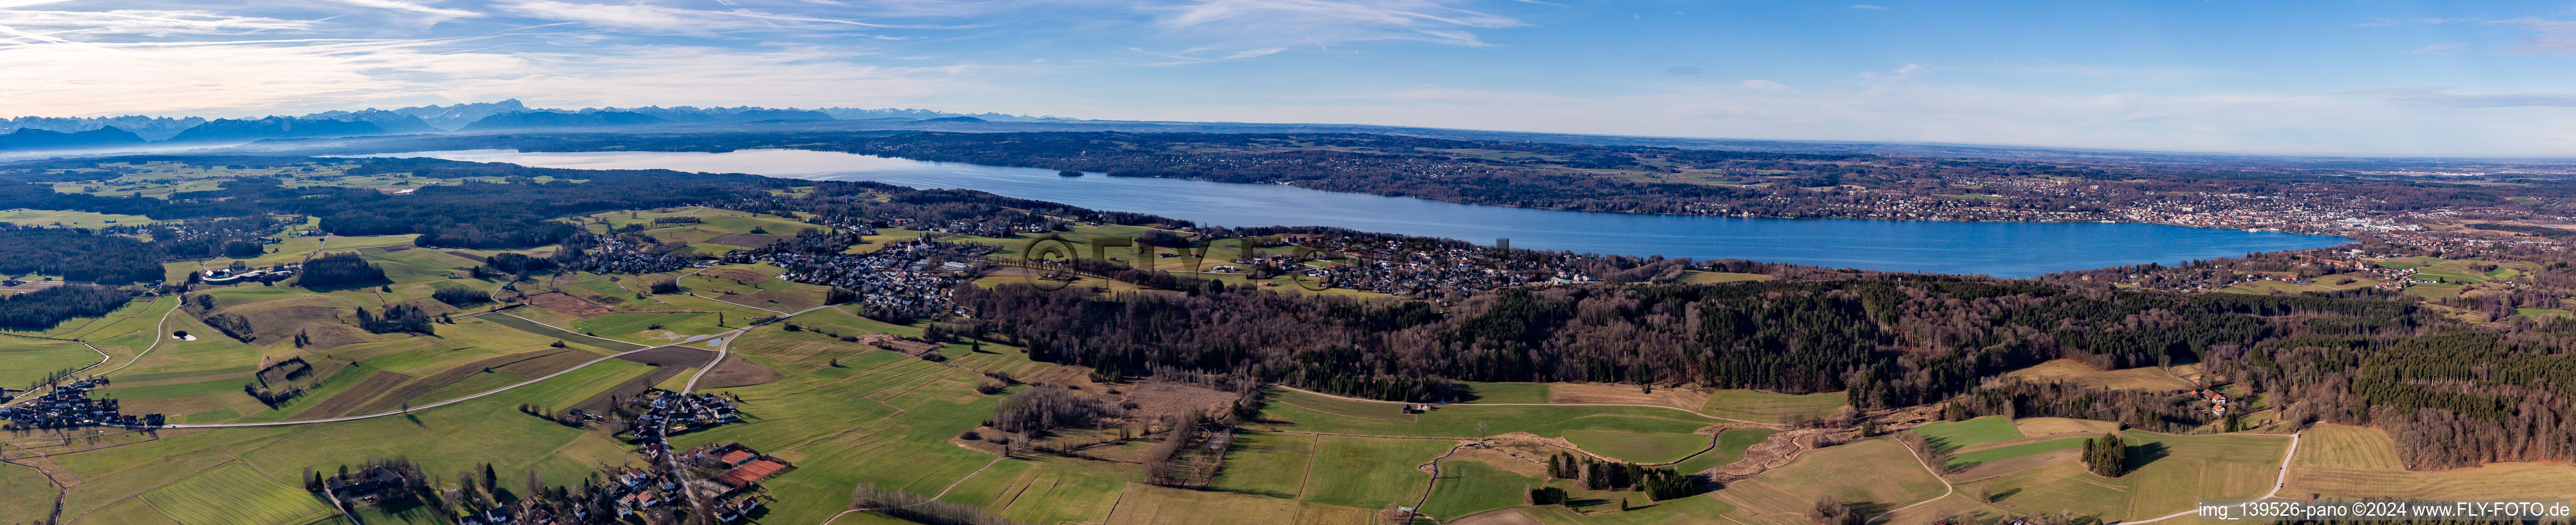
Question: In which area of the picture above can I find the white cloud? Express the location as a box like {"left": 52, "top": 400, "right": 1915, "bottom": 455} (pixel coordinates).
{"left": 491, "top": 0, "right": 894, "bottom": 36}
{"left": 0, "top": 37, "right": 964, "bottom": 117}
{"left": 1150, "top": 0, "right": 1523, "bottom": 48}
{"left": 0, "top": 9, "right": 316, "bottom": 37}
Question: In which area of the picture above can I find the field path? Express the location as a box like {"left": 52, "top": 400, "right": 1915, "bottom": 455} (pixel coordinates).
{"left": 1271, "top": 385, "right": 1776, "bottom": 426}
{"left": 2117, "top": 432, "right": 2301, "bottom": 524}
{"left": 0, "top": 297, "right": 175, "bottom": 410}
{"left": 683, "top": 303, "right": 837, "bottom": 393}
{"left": 1869, "top": 435, "right": 1956, "bottom": 523}
{"left": 470, "top": 311, "right": 644, "bottom": 351}
{"left": 163, "top": 302, "right": 840, "bottom": 428}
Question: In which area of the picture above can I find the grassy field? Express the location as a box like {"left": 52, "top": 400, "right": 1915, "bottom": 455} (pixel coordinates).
{"left": 1712, "top": 438, "right": 1947, "bottom": 525}
{"left": 1102, "top": 482, "right": 1377, "bottom": 525}
{"left": 0, "top": 462, "right": 57, "bottom": 519}
{"left": 1211, "top": 431, "right": 1319, "bottom": 498}
{"left": 1700, "top": 390, "right": 1846, "bottom": 423}
{"left": 1422, "top": 459, "right": 1540, "bottom": 520}
{"left": 138, "top": 461, "right": 339, "bottom": 525}
{"left": 1948, "top": 437, "right": 2086, "bottom": 468}
{"left": 1954, "top": 431, "right": 2291, "bottom": 522}
{"left": 1259, "top": 397, "right": 1717, "bottom": 439}
{"left": 1458, "top": 381, "right": 1551, "bottom": 403}
{"left": 0, "top": 208, "right": 154, "bottom": 227}
{"left": 2405, "top": 283, "right": 2465, "bottom": 298}
{"left": 0, "top": 336, "right": 103, "bottom": 388}
{"left": 2376, "top": 256, "right": 2445, "bottom": 270}
{"left": 2283, "top": 423, "right": 2576, "bottom": 499}
{"left": 2000, "top": 360, "right": 2192, "bottom": 391}
{"left": 1299, "top": 435, "right": 1454, "bottom": 509}
{"left": 1561, "top": 430, "right": 1709, "bottom": 463}
{"left": 1911, "top": 416, "right": 2025, "bottom": 450}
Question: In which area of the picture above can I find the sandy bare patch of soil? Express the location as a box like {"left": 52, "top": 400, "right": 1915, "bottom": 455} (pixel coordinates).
{"left": 1117, "top": 382, "right": 1243, "bottom": 428}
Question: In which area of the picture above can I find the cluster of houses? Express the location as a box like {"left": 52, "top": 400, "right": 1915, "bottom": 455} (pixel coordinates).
{"left": 625, "top": 389, "right": 741, "bottom": 446}
{"left": 1290, "top": 238, "right": 1601, "bottom": 298}
{"left": 0, "top": 379, "right": 161, "bottom": 430}
{"left": 588, "top": 442, "right": 786, "bottom": 523}
{"left": 755, "top": 237, "right": 969, "bottom": 319}
{"left": 567, "top": 234, "right": 691, "bottom": 275}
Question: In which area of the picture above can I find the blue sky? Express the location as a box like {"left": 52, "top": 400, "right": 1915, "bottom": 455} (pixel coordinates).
{"left": 5, "top": 0, "right": 2576, "bottom": 155}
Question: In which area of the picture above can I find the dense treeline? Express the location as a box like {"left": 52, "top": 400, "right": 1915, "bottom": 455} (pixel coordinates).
{"left": 955, "top": 277, "right": 2413, "bottom": 405}
{"left": 0, "top": 227, "right": 165, "bottom": 284}
{"left": 2210, "top": 332, "right": 2576, "bottom": 469}
{"left": 296, "top": 251, "right": 386, "bottom": 287}
{"left": 0, "top": 155, "right": 790, "bottom": 249}
{"left": 0, "top": 284, "right": 132, "bottom": 329}
{"left": 1951, "top": 381, "right": 2214, "bottom": 433}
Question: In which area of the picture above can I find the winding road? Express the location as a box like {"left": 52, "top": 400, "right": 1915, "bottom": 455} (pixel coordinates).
{"left": 1, "top": 298, "right": 181, "bottom": 410}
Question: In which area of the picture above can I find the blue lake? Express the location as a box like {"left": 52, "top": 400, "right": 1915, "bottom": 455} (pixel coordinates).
{"left": 371, "top": 149, "right": 2351, "bottom": 278}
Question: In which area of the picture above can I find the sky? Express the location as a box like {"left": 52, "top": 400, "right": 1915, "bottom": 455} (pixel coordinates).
{"left": 5, "top": 0, "right": 2576, "bottom": 156}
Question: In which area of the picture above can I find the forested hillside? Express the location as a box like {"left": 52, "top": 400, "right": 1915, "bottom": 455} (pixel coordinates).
{"left": 0, "top": 156, "right": 788, "bottom": 248}
{"left": 953, "top": 278, "right": 2420, "bottom": 404}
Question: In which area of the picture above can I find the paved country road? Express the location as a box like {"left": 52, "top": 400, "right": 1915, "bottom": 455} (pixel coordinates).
{"left": 162, "top": 303, "right": 842, "bottom": 429}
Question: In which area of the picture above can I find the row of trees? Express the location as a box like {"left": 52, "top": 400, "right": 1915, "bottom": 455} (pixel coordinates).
{"left": 1541, "top": 452, "right": 1698, "bottom": 500}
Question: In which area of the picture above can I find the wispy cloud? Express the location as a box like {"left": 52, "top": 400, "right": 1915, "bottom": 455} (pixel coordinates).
{"left": 492, "top": 0, "right": 899, "bottom": 36}
{"left": 322, "top": 0, "right": 483, "bottom": 21}
{"left": 0, "top": 35, "right": 964, "bottom": 117}
{"left": 2496, "top": 17, "right": 2576, "bottom": 56}
{"left": 2407, "top": 42, "right": 2468, "bottom": 54}
{"left": 1151, "top": 0, "right": 1523, "bottom": 48}
{"left": 0, "top": 9, "right": 316, "bottom": 37}
{"left": 2325, "top": 86, "right": 2576, "bottom": 108}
